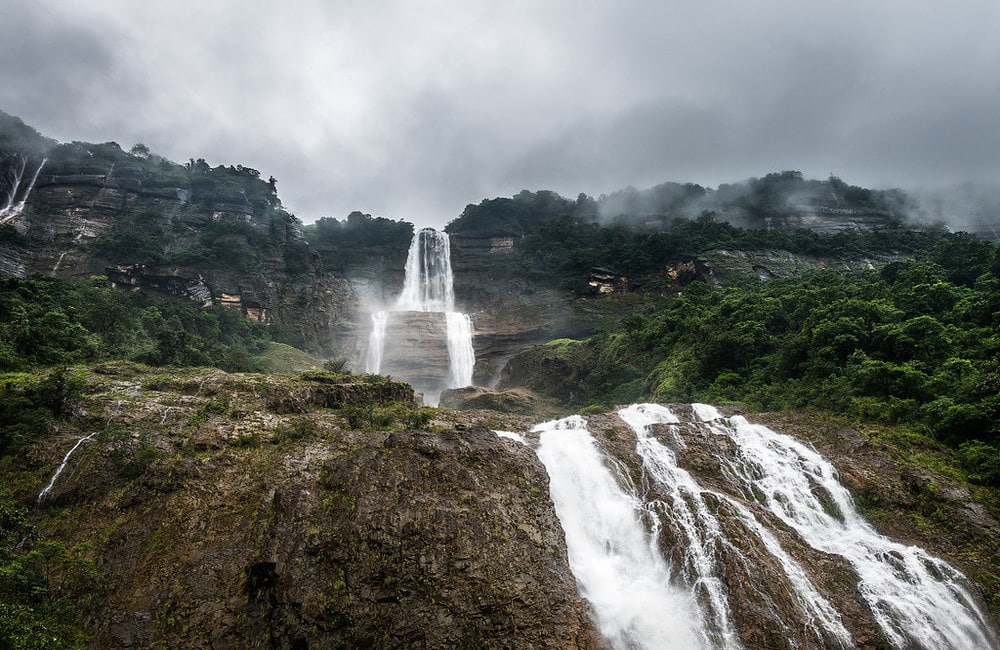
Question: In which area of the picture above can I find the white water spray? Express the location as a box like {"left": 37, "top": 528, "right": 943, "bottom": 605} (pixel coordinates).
{"left": 445, "top": 311, "right": 475, "bottom": 388}
{"left": 364, "top": 310, "right": 388, "bottom": 374}
{"left": 364, "top": 228, "right": 475, "bottom": 403}
{"left": 534, "top": 415, "right": 708, "bottom": 649}
{"left": 694, "top": 406, "right": 998, "bottom": 649}
{"left": 0, "top": 155, "right": 46, "bottom": 223}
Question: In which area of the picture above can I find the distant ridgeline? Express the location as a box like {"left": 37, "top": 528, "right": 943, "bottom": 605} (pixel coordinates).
{"left": 445, "top": 182, "right": 945, "bottom": 293}
{"left": 0, "top": 110, "right": 354, "bottom": 355}
{"left": 1, "top": 109, "right": 998, "bottom": 371}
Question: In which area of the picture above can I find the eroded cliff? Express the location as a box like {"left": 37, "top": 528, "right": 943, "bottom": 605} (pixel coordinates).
{"left": 7, "top": 365, "right": 601, "bottom": 648}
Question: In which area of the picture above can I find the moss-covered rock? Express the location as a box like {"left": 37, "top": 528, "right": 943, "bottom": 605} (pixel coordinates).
{"left": 5, "top": 366, "right": 601, "bottom": 648}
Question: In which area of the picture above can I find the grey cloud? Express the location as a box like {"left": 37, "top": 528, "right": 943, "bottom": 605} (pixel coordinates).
{"left": 2, "top": 0, "right": 999, "bottom": 228}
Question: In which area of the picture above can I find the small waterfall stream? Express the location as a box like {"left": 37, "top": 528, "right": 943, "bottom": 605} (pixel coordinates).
{"left": 0, "top": 155, "right": 47, "bottom": 223}
{"left": 36, "top": 431, "right": 98, "bottom": 505}
{"left": 365, "top": 228, "right": 474, "bottom": 405}
{"left": 499, "top": 404, "right": 999, "bottom": 649}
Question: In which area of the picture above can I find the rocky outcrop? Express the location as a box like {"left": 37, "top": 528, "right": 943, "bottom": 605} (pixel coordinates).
{"left": 377, "top": 311, "right": 451, "bottom": 397}
{"left": 0, "top": 144, "right": 354, "bottom": 354}
{"left": 9, "top": 366, "right": 1000, "bottom": 647}
{"left": 762, "top": 207, "right": 898, "bottom": 234}
{"left": 695, "top": 248, "right": 898, "bottom": 288}
{"left": 439, "top": 386, "right": 557, "bottom": 416}
{"left": 16, "top": 366, "right": 602, "bottom": 648}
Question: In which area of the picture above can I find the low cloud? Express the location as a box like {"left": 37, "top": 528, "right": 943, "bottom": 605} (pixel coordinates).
{"left": 3, "top": 1, "right": 999, "bottom": 228}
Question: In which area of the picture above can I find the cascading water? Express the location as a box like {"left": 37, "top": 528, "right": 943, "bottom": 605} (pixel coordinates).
{"left": 693, "top": 404, "right": 998, "bottom": 650}
{"left": 499, "top": 404, "right": 998, "bottom": 649}
{"left": 619, "top": 404, "right": 851, "bottom": 648}
{"left": 364, "top": 310, "right": 387, "bottom": 374}
{"left": 365, "top": 228, "right": 475, "bottom": 405}
{"left": 37, "top": 431, "right": 98, "bottom": 504}
{"left": 396, "top": 228, "right": 455, "bottom": 312}
{"left": 533, "top": 415, "right": 708, "bottom": 649}
{"left": 445, "top": 311, "right": 475, "bottom": 388}
{"left": 0, "top": 154, "right": 47, "bottom": 223}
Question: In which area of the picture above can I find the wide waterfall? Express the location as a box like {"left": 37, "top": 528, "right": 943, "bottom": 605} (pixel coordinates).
{"left": 499, "top": 404, "right": 998, "bottom": 649}
{"left": 534, "top": 415, "right": 708, "bottom": 649}
{"left": 365, "top": 228, "right": 474, "bottom": 405}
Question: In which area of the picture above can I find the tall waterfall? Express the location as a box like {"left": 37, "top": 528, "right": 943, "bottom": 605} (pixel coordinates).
{"left": 500, "top": 404, "right": 998, "bottom": 649}
{"left": 365, "top": 228, "right": 474, "bottom": 405}
{"left": 396, "top": 228, "right": 455, "bottom": 312}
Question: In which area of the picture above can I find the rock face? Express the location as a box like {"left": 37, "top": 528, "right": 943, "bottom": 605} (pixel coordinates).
{"left": 10, "top": 367, "right": 1000, "bottom": 648}
{"left": 0, "top": 137, "right": 354, "bottom": 354}
{"left": 448, "top": 234, "right": 617, "bottom": 388}
{"left": 378, "top": 311, "right": 451, "bottom": 397}
{"left": 695, "top": 248, "right": 897, "bottom": 289}
{"left": 18, "top": 366, "right": 602, "bottom": 649}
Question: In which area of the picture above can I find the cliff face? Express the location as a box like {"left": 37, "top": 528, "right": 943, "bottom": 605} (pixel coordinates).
{"left": 14, "top": 365, "right": 601, "bottom": 648}
{"left": 0, "top": 133, "right": 353, "bottom": 354}
{"left": 693, "top": 248, "right": 899, "bottom": 288}
{"left": 448, "top": 234, "right": 630, "bottom": 388}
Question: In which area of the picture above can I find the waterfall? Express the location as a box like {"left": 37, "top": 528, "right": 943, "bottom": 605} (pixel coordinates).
{"left": 364, "top": 310, "right": 388, "bottom": 373}
{"left": 0, "top": 155, "right": 46, "bottom": 223}
{"left": 37, "top": 431, "right": 98, "bottom": 505}
{"left": 499, "top": 404, "right": 998, "bottom": 649}
{"left": 396, "top": 228, "right": 455, "bottom": 312}
{"left": 619, "top": 404, "right": 851, "bottom": 648}
{"left": 364, "top": 228, "right": 474, "bottom": 404}
{"left": 445, "top": 311, "right": 474, "bottom": 388}
{"left": 533, "top": 415, "right": 708, "bottom": 649}
{"left": 694, "top": 405, "right": 998, "bottom": 650}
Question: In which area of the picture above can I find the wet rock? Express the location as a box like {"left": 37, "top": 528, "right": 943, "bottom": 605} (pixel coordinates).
{"left": 439, "top": 386, "right": 544, "bottom": 414}
{"left": 20, "top": 368, "right": 603, "bottom": 648}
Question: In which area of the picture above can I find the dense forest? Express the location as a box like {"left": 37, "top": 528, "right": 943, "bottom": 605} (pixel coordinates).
{"left": 0, "top": 275, "right": 271, "bottom": 374}
{"left": 504, "top": 231, "right": 1000, "bottom": 485}
{"left": 301, "top": 211, "right": 413, "bottom": 272}
{"left": 446, "top": 185, "right": 938, "bottom": 291}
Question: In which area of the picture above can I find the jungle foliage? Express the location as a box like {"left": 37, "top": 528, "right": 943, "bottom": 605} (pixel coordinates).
{"left": 0, "top": 275, "right": 271, "bottom": 373}
{"left": 514, "top": 232, "right": 1000, "bottom": 483}
{"left": 446, "top": 185, "right": 934, "bottom": 291}
{"left": 0, "top": 488, "right": 94, "bottom": 649}
{"left": 302, "top": 211, "right": 414, "bottom": 272}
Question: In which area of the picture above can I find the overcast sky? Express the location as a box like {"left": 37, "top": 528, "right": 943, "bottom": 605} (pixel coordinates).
{"left": 3, "top": 1, "right": 999, "bottom": 228}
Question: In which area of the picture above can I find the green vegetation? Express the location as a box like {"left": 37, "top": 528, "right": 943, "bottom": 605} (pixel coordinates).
{"left": 342, "top": 402, "right": 436, "bottom": 431}
{"left": 0, "top": 489, "right": 95, "bottom": 648}
{"left": 254, "top": 342, "right": 322, "bottom": 373}
{"left": 514, "top": 232, "right": 1000, "bottom": 483}
{"left": 0, "top": 275, "right": 271, "bottom": 372}
{"left": 302, "top": 211, "right": 413, "bottom": 272}
{"left": 446, "top": 186, "right": 936, "bottom": 291}
{"left": 0, "top": 368, "right": 83, "bottom": 455}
